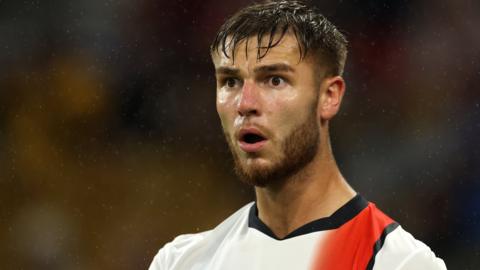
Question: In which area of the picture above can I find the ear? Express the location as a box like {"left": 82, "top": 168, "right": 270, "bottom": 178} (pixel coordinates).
{"left": 318, "top": 76, "right": 346, "bottom": 121}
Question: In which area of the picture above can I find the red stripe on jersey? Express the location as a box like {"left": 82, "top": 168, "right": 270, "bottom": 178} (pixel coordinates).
{"left": 311, "top": 202, "right": 394, "bottom": 270}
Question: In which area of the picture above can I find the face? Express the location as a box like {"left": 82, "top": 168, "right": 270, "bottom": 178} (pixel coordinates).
{"left": 212, "top": 33, "right": 322, "bottom": 187}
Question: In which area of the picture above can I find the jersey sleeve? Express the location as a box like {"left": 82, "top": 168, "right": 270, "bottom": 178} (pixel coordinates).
{"left": 148, "top": 242, "right": 169, "bottom": 270}
{"left": 148, "top": 232, "right": 210, "bottom": 270}
{"left": 373, "top": 225, "right": 447, "bottom": 270}
{"left": 396, "top": 248, "right": 447, "bottom": 270}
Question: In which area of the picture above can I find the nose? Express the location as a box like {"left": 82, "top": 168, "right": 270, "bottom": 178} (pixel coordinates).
{"left": 237, "top": 81, "right": 260, "bottom": 117}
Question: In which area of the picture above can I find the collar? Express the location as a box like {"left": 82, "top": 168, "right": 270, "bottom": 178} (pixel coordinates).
{"left": 248, "top": 194, "right": 369, "bottom": 240}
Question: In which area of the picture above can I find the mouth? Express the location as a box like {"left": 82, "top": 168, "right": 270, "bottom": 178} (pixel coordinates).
{"left": 237, "top": 128, "right": 268, "bottom": 153}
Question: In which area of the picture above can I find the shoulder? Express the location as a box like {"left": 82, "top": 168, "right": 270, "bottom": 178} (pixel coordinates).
{"left": 148, "top": 202, "right": 254, "bottom": 270}
{"left": 372, "top": 225, "right": 447, "bottom": 270}
{"left": 148, "top": 231, "right": 209, "bottom": 270}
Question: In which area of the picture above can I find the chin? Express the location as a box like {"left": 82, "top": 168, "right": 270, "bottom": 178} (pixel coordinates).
{"left": 235, "top": 158, "right": 280, "bottom": 187}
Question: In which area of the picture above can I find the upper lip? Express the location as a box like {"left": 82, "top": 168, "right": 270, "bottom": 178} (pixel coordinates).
{"left": 237, "top": 127, "right": 267, "bottom": 142}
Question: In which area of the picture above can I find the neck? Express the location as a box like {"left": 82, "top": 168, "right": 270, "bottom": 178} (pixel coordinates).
{"left": 254, "top": 135, "right": 356, "bottom": 239}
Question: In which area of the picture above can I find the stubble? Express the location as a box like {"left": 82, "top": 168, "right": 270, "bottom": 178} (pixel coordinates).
{"left": 224, "top": 101, "right": 320, "bottom": 187}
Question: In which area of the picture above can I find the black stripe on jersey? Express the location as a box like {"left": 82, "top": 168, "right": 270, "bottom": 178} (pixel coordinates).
{"left": 248, "top": 194, "right": 369, "bottom": 240}
{"left": 365, "top": 222, "right": 400, "bottom": 270}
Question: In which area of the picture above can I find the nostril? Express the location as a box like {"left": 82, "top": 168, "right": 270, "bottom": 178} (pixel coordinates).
{"left": 238, "top": 108, "right": 258, "bottom": 117}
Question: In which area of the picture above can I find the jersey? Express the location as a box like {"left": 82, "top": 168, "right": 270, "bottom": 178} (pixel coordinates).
{"left": 148, "top": 195, "right": 446, "bottom": 270}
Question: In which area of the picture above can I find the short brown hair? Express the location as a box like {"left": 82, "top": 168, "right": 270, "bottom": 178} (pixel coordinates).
{"left": 210, "top": 0, "right": 348, "bottom": 76}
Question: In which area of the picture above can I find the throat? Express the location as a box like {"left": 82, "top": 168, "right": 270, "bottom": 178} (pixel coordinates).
{"left": 253, "top": 168, "right": 356, "bottom": 239}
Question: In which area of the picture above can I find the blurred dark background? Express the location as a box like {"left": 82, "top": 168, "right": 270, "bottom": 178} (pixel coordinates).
{"left": 1, "top": 0, "right": 479, "bottom": 269}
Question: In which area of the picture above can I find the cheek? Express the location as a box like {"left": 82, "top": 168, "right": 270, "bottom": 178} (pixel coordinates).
{"left": 216, "top": 91, "right": 235, "bottom": 128}
{"left": 216, "top": 88, "right": 229, "bottom": 105}
{"left": 266, "top": 93, "right": 315, "bottom": 136}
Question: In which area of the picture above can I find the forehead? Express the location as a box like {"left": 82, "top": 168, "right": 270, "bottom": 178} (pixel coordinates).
{"left": 211, "top": 33, "right": 304, "bottom": 68}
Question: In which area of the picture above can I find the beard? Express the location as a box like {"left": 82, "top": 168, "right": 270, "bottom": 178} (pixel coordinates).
{"left": 224, "top": 102, "right": 320, "bottom": 187}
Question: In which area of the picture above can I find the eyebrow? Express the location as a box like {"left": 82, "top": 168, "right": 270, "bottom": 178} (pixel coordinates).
{"left": 215, "top": 63, "right": 295, "bottom": 77}
{"left": 253, "top": 63, "right": 295, "bottom": 74}
{"left": 215, "top": 67, "right": 240, "bottom": 76}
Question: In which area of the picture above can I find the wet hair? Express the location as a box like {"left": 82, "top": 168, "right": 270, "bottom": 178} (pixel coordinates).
{"left": 210, "top": 0, "right": 348, "bottom": 76}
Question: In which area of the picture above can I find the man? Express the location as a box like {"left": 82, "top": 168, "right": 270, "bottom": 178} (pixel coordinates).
{"left": 149, "top": 1, "right": 447, "bottom": 269}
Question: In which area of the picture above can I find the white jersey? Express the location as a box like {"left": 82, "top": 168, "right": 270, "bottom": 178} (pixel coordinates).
{"left": 149, "top": 195, "right": 446, "bottom": 270}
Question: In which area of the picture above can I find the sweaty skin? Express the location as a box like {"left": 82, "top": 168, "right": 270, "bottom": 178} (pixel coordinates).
{"left": 212, "top": 33, "right": 356, "bottom": 239}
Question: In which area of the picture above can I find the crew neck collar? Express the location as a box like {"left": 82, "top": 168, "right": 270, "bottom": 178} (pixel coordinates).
{"left": 248, "top": 194, "right": 369, "bottom": 240}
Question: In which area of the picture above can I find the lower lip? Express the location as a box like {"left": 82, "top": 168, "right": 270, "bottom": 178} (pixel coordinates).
{"left": 239, "top": 140, "right": 267, "bottom": 153}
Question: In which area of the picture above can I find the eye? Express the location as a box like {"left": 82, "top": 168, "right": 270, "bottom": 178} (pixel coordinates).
{"left": 226, "top": 78, "right": 237, "bottom": 88}
{"left": 221, "top": 77, "right": 242, "bottom": 89}
{"left": 267, "top": 76, "right": 287, "bottom": 88}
